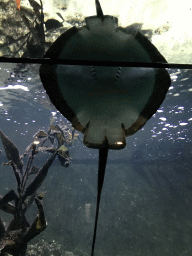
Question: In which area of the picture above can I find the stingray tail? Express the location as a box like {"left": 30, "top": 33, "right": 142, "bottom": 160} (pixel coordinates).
{"left": 91, "top": 147, "right": 108, "bottom": 256}
{"left": 95, "top": 0, "right": 104, "bottom": 18}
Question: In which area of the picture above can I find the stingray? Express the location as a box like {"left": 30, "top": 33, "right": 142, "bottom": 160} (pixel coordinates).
{"left": 40, "top": 0, "right": 171, "bottom": 255}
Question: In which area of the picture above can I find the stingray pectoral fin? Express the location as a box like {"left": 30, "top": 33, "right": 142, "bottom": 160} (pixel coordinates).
{"left": 71, "top": 116, "right": 85, "bottom": 133}
{"left": 124, "top": 69, "right": 171, "bottom": 136}
{"left": 125, "top": 116, "right": 147, "bottom": 136}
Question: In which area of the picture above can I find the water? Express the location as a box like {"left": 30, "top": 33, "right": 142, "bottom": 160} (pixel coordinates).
{"left": 0, "top": 64, "right": 192, "bottom": 256}
{"left": 0, "top": 0, "right": 192, "bottom": 255}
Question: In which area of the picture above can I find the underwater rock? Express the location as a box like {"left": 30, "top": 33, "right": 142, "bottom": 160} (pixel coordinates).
{"left": 45, "top": 19, "right": 63, "bottom": 31}
{"left": 27, "top": 239, "right": 62, "bottom": 256}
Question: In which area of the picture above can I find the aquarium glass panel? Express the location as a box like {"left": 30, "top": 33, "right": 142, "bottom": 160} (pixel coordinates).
{"left": 0, "top": 63, "right": 192, "bottom": 255}
{"left": 0, "top": 0, "right": 191, "bottom": 63}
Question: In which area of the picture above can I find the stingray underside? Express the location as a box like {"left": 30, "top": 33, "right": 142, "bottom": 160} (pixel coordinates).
{"left": 40, "top": 15, "right": 171, "bottom": 150}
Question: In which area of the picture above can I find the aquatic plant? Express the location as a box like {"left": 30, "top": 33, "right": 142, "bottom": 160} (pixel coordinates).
{"left": 0, "top": 126, "right": 71, "bottom": 256}
{"left": 0, "top": 0, "right": 65, "bottom": 59}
